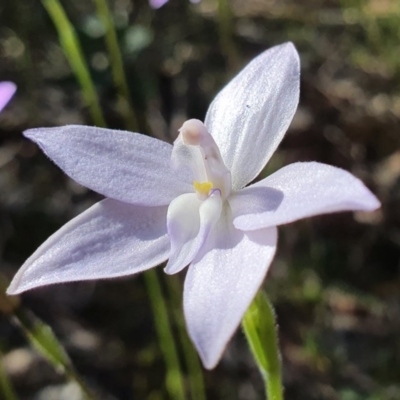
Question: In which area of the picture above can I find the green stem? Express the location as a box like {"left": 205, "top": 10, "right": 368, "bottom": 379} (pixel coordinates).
{"left": 144, "top": 270, "right": 186, "bottom": 400}
{"left": 217, "top": 0, "right": 239, "bottom": 71}
{"left": 166, "top": 276, "right": 206, "bottom": 400}
{"left": 42, "top": 0, "right": 106, "bottom": 127}
{"left": 242, "top": 291, "right": 283, "bottom": 400}
{"left": 93, "top": 0, "right": 139, "bottom": 131}
{"left": 0, "top": 351, "right": 18, "bottom": 400}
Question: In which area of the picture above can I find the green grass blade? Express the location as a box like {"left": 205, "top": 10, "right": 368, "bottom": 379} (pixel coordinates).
{"left": 13, "top": 308, "right": 71, "bottom": 371}
{"left": 144, "top": 270, "right": 186, "bottom": 400}
{"left": 93, "top": 0, "right": 139, "bottom": 131}
{"left": 217, "top": 0, "right": 239, "bottom": 71}
{"left": 42, "top": 0, "right": 106, "bottom": 127}
{"left": 0, "top": 276, "right": 96, "bottom": 400}
{"left": 12, "top": 307, "right": 97, "bottom": 400}
{"left": 167, "top": 276, "right": 207, "bottom": 400}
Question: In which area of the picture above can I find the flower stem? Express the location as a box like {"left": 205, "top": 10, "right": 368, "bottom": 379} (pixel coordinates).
{"left": 166, "top": 276, "right": 206, "bottom": 400}
{"left": 242, "top": 291, "right": 283, "bottom": 400}
{"left": 42, "top": 0, "right": 107, "bottom": 127}
{"left": 217, "top": 0, "right": 239, "bottom": 71}
{"left": 144, "top": 270, "right": 186, "bottom": 400}
{"left": 93, "top": 0, "right": 140, "bottom": 132}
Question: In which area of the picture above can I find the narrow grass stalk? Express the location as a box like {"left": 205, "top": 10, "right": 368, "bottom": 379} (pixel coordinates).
{"left": 217, "top": 0, "right": 239, "bottom": 71}
{"left": 42, "top": 0, "right": 106, "bottom": 127}
{"left": 0, "top": 276, "right": 96, "bottom": 400}
{"left": 166, "top": 276, "right": 206, "bottom": 400}
{"left": 242, "top": 291, "right": 283, "bottom": 400}
{"left": 12, "top": 307, "right": 96, "bottom": 400}
{"left": 93, "top": 0, "right": 139, "bottom": 131}
{"left": 144, "top": 270, "right": 186, "bottom": 400}
{"left": 0, "top": 352, "right": 18, "bottom": 400}
{"left": 0, "top": 274, "right": 96, "bottom": 400}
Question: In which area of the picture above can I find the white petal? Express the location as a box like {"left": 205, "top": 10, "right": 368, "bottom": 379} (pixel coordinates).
{"left": 205, "top": 42, "right": 300, "bottom": 190}
{"left": 165, "top": 191, "right": 222, "bottom": 274}
{"left": 183, "top": 209, "right": 277, "bottom": 369}
{"left": 24, "top": 125, "right": 192, "bottom": 206}
{"left": 7, "top": 199, "right": 169, "bottom": 295}
{"left": 232, "top": 162, "right": 381, "bottom": 231}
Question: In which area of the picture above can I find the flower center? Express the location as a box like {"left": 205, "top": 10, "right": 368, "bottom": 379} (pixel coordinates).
{"left": 193, "top": 180, "right": 213, "bottom": 199}
{"left": 173, "top": 119, "right": 232, "bottom": 200}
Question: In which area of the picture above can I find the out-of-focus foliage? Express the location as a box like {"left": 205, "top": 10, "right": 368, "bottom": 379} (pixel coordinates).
{"left": 0, "top": 0, "right": 399, "bottom": 399}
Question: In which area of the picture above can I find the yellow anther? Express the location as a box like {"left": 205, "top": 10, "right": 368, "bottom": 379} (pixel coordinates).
{"left": 193, "top": 180, "right": 213, "bottom": 196}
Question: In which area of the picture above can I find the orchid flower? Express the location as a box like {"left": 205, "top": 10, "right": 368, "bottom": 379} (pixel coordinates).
{"left": 7, "top": 43, "right": 380, "bottom": 369}
{"left": 150, "top": 0, "right": 200, "bottom": 9}
{"left": 0, "top": 81, "right": 16, "bottom": 113}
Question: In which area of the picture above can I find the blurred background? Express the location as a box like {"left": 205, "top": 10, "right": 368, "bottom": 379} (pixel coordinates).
{"left": 0, "top": 0, "right": 399, "bottom": 399}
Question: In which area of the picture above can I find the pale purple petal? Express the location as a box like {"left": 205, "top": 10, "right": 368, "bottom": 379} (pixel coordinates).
{"left": 24, "top": 125, "right": 192, "bottom": 206}
{"left": 149, "top": 0, "right": 169, "bottom": 8}
{"left": 0, "top": 81, "right": 16, "bottom": 113}
{"left": 7, "top": 199, "right": 169, "bottom": 295}
{"left": 205, "top": 42, "right": 300, "bottom": 190}
{"left": 184, "top": 208, "right": 277, "bottom": 369}
{"left": 232, "top": 162, "right": 381, "bottom": 231}
{"left": 165, "top": 190, "right": 222, "bottom": 274}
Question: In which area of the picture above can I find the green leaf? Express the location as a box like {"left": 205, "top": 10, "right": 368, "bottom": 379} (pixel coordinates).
{"left": 13, "top": 308, "right": 71, "bottom": 372}
{"left": 242, "top": 291, "right": 283, "bottom": 400}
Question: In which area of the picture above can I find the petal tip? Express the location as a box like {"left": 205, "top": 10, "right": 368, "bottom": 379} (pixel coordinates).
{"left": 278, "top": 41, "right": 300, "bottom": 61}
{"left": 0, "top": 81, "right": 17, "bottom": 104}
{"left": 149, "top": 0, "right": 169, "bottom": 8}
{"left": 23, "top": 127, "right": 44, "bottom": 141}
{"left": 6, "top": 269, "right": 32, "bottom": 295}
{"left": 200, "top": 354, "right": 219, "bottom": 370}
{"left": 163, "top": 263, "right": 175, "bottom": 275}
{"left": 362, "top": 193, "right": 381, "bottom": 211}
{"left": 281, "top": 41, "right": 296, "bottom": 51}
{"left": 191, "top": 338, "right": 223, "bottom": 370}
{"left": 6, "top": 281, "right": 22, "bottom": 296}
{"left": 1, "top": 81, "right": 17, "bottom": 89}
{"left": 0, "top": 81, "right": 17, "bottom": 96}
{"left": 23, "top": 125, "right": 77, "bottom": 141}
{"left": 23, "top": 129, "right": 33, "bottom": 140}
